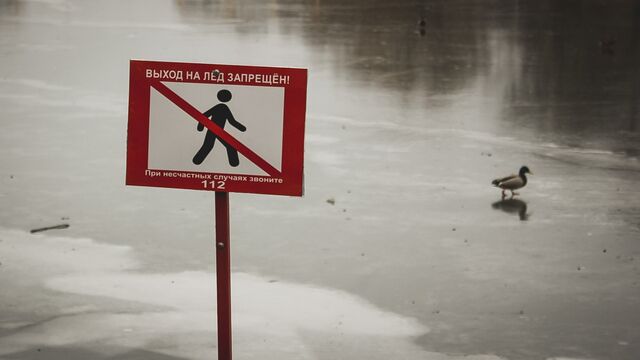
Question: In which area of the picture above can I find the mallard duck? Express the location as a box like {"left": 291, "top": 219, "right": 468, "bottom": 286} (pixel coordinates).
{"left": 492, "top": 166, "right": 532, "bottom": 199}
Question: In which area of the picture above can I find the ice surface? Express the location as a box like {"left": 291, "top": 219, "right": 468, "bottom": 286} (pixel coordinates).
{"left": 0, "top": 228, "right": 513, "bottom": 360}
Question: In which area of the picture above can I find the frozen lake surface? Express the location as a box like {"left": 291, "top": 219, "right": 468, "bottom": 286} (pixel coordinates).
{"left": 1, "top": 1, "right": 639, "bottom": 359}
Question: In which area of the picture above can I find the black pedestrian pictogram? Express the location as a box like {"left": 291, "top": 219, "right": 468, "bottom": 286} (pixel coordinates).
{"left": 193, "top": 89, "right": 247, "bottom": 166}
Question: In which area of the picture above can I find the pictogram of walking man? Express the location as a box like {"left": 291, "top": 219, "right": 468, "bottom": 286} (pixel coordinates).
{"left": 193, "top": 89, "right": 246, "bottom": 166}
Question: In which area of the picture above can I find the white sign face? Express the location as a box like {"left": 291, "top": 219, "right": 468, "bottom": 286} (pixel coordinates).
{"left": 148, "top": 82, "right": 285, "bottom": 176}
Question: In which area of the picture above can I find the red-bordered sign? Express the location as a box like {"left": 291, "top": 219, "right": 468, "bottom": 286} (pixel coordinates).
{"left": 126, "top": 60, "right": 307, "bottom": 196}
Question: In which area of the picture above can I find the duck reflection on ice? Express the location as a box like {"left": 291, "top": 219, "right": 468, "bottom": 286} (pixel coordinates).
{"left": 492, "top": 198, "right": 530, "bottom": 221}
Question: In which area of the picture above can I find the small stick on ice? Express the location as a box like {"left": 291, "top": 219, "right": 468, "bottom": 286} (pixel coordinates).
{"left": 30, "top": 224, "right": 70, "bottom": 234}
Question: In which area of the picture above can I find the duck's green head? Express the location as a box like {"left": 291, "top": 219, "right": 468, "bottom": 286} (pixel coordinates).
{"left": 519, "top": 166, "right": 532, "bottom": 175}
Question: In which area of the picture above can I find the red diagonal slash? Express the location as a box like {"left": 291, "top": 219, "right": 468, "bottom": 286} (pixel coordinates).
{"left": 150, "top": 80, "right": 282, "bottom": 177}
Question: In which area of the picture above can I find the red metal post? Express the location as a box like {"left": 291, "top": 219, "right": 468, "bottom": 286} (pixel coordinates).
{"left": 215, "top": 192, "right": 232, "bottom": 360}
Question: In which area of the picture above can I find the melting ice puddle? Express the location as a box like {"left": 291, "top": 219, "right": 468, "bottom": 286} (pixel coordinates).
{"left": 2, "top": 227, "right": 589, "bottom": 360}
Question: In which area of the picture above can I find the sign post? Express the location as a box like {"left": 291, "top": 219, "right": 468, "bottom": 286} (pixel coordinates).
{"left": 215, "top": 192, "right": 231, "bottom": 360}
{"left": 126, "top": 60, "right": 307, "bottom": 359}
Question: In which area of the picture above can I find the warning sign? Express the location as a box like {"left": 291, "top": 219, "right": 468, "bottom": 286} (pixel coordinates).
{"left": 126, "top": 60, "right": 307, "bottom": 196}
